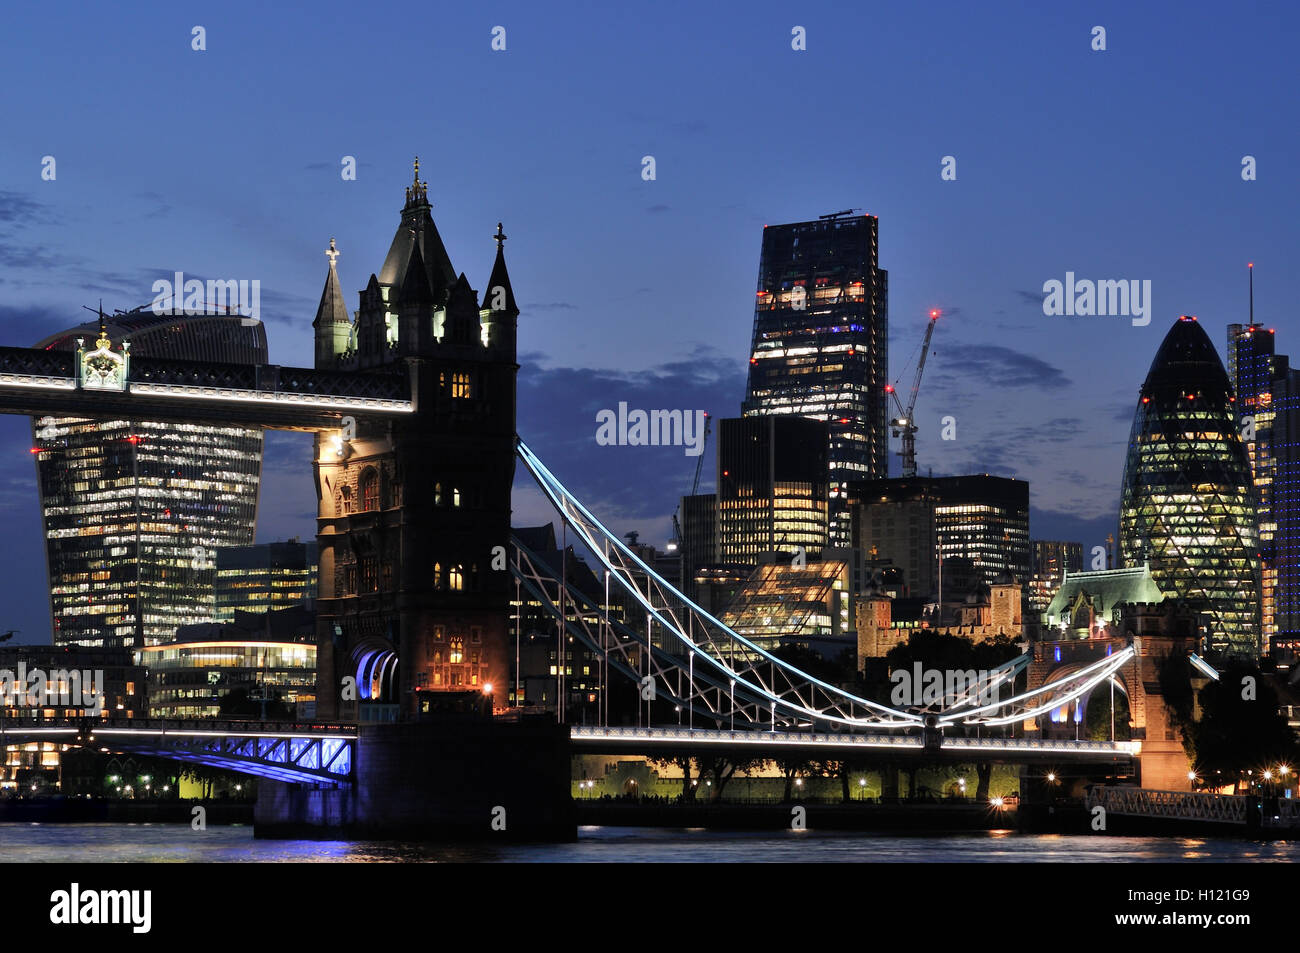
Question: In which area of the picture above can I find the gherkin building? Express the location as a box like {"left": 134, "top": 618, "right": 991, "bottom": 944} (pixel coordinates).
{"left": 1120, "top": 315, "right": 1261, "bottom": 658}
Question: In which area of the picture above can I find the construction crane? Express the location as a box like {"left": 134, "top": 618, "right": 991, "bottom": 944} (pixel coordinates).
{"left": 885, "top": 309, "right": 940, "bottom": 478}
{"left": 668, "top": 414, "right": 711, "bottom": 552}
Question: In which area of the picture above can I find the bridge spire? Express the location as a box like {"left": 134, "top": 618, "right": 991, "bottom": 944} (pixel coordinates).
{"left": 483, "top": 222, "right": 518, "bottom": 314}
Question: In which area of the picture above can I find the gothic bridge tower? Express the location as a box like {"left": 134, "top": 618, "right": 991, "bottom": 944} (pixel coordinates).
{"left": 312, "top": 159, "right": 519, "bottom": 720}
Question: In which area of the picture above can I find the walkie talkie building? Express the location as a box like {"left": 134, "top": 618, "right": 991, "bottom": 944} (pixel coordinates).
{"left": 1119, "top": 315, "right": 1261, "bottom": 658}
{"left": 31, "top": 313, "right": 267, "bottom": 649}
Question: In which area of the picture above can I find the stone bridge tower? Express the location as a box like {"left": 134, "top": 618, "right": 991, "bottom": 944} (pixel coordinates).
{"left": 1028, "top": 603, "right": 1202, "bottom": 790}
{"left": 311, "top": 161, "right": 519, "bottom": 721}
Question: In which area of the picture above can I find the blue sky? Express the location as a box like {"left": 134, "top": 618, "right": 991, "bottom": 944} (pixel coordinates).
{"left": 0, "top": 0, "right": 1296, "bottom": 642}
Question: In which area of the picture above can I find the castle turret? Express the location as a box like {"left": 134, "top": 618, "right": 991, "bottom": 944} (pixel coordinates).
{"left": 313, "top": 238, "right": 353, "bottom": 368}
{"left": 481, "top": 222, "right": 519, "bottom": 360}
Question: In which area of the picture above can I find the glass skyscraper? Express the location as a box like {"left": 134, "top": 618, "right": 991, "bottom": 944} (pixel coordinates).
{"left": 715, "top": 415, "right": 829, "bottom": 567}
{"left": 743, "top": 213, "right": 888, "bottom": 545}
{"left": 1120, "top": 315, "right": 1261, "bottom": 658}
{"left": 1227, "top": 321, "right": 1277, "bottom": 652}
{"left": 31, "top": 312, "right": 266, "bottom": 649}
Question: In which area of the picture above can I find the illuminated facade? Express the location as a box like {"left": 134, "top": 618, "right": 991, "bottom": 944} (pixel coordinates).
{"left": 1227, "top": 321, "right": 1277, "bottom": 652}
{"left": 313, "top": 164, "right": 516, "bottom": 720}
{"left": 743, "top": 214, "right": 889, "bottom": 545}
{"left": 1120, "top": 315, "right": 1261, "bottom": 658}
{"left": 136, "top": 632, "right": 316, "bottom": 720}
{"left": 1269, "top": 358, "right": 1300, "bottom": 660}
{"left": 715, "top": 415, "right": 829, "bottom": 568}
{"left": 215, "top": 539, "right": 318, "bottom": 621}
{"left": 31, "top": 314, "right": 266, "bottom": 649}
{"left": 1028, "top": 539, "right": 1084, "bottom": 613}
{"left": 0, "top": 646, "right": 145, "bottom": 792}
{"left": 720, "top": 554, "right": 853, "bottom": 653}
{"left": 851, "top": 475, "right": 1030, "bottom": 599}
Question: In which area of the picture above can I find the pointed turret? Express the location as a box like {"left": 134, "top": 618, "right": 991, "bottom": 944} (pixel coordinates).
{"left": 399, "top": 237, "right": 435, "bottom": 305}
{"left": 482, "top": 223, "right": 518, "bottom": 314}
{"left": 378, "top": 156, "right": 456, "bottom": 298}
{"left": 313, "top": 238, "right": 353, "bottom": 368}
{"left": 481, "top": 223, "right": 518, "bottom": 358}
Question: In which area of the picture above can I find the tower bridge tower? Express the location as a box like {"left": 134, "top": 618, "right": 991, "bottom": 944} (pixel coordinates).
{"left": 313, "top": 161, "right": 519, "bottom": 720}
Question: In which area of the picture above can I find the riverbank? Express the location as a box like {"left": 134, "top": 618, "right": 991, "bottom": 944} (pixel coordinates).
{"left": 576, "top": 799, "right": 1015, "bottom": 831}
{"left": 0, "top": 798, "right": 253, "bottom": 825}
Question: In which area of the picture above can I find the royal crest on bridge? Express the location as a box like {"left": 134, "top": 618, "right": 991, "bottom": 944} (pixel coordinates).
{"left": 76, "top": 325, "right": 130, "bottom": 392}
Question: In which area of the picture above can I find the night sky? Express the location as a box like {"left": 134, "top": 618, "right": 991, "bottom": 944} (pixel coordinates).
{"left": 0, "top": 1, "right": 1296, "bottom": 643}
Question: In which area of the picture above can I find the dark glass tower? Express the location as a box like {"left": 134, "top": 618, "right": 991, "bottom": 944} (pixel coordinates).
{"left": 743, "top": 214, "right": 888, "bottom": 545}
{"left": 1227, "top": 267, "right": 1279, "bottom": 651}
{"left": 716, "top": 415, "right": 829, "bottom": 567}
{"left": 1120, "top": 315, "right": 1261, "bottom": 658}
{"left": 31, "top": 313, "right": 267, "bottom": 648}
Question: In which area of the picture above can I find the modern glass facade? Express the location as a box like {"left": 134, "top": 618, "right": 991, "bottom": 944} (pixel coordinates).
{"left": 716, "top": 415, "right": 829, "bottom": 567}
{"left": 851, "top": 475, "right": 1030, "bottom": 599}
{"left": 743, "top": 214, "right": 889, "bottom": 545}
{"left": 1268, "top": 357, "right": 1300, "bottom": 659}
{"left": 1120, "top": 315, "right": 1261, "bottom": 658}
{"left": 135, "top": 639, "right": 316, "bottom": 719}
{"left": 31, "top": 314, "right": 267, "bottom": 649}
{"left": 1227, "top": 322, "right": 1277, "bottom": 651}
{"left": 215, "top": 539, "right": 318, "bottom": 621}
{"left": 720, "top": 557, "right": 852, "bottom": 651}
{"left": 1028, "top": 539, "right": 1084, "bottom": 612}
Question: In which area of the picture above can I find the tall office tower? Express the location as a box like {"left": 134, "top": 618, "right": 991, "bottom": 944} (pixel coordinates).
{"left": 715, "top": 415, "right": 829, "bottom": 567}
{"left": 214, "top": 539, "right": 319, "bottom": 621}
{"left": 1028, "top": 539, "right": 1084, "bottom": 612}
{"left": 850, "top": 475, "right": 1030, "bottom": 598}
{"left": 1120, "top": 316, "right": 1261, "bottom": 658}
{"left": 31, "top": 313, "right": 266, "bottom": 649}
{"left": 1268, "top": 357, "right": 1300, "bottom": 660}
{"left": 313, "top": 164, "right": 517, "bottom": 720}
{"left": 676, "top": 492, "right": 717, "bottom": 602}
{"left": 743, "top": 213, "right": 888, "bottom": 546}
{"left": 1227, "top": 280, "right": 1278, "bottom": 651}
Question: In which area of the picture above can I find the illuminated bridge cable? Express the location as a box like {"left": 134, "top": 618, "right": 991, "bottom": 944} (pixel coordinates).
{"left": 517, "top": 437, "right": 1135, "bottom": 733}
{"left": 518, "top": 438, "right": 924, "bottom": 728}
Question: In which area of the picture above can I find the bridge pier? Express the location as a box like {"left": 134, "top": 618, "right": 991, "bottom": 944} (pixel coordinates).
{"left": 254, "top": 717, "right": 574, "bottom": 841}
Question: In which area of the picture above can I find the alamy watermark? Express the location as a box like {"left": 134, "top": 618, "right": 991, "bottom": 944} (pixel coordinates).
{"left": 890, "top": 663, "right": 1003, "bottom": 708}
{"left": 150, "top": 272, "right": 260, "bottom": 325}
{"left": 595, "top": 403, "right": 708, "bottom": 457}
{"left": 0, "top": 664, "right": 104, "bottom": 713}
{"left": 1041, "top": 272, "right": 1151, "bottom": 326}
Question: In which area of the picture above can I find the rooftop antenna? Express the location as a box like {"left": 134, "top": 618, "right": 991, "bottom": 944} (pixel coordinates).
{"left": 1248, "top": 262, "right": 1255, "bottom": 325}
{"left": 818, "top": 208, "right": 858, "bottom": 220}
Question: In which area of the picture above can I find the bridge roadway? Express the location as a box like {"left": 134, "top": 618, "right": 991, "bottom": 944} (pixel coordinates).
{"left": 570, "top": 726, "right": 1138, "bottom": 764}
{"left": 0, "top": 718, "right": 357, "bottom": 786}
{"left": 0, "top": 345, "right": 414, "bottom": 431}
{"left": 2, "top": 718, "right": 1135, "bottom": 788}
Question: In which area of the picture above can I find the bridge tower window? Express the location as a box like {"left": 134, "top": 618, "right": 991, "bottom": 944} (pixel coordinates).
{"left": 361, "top": 469, "right": 379, "bottom": 511}
{"left": 449, "top": 564, "right": 464, "bottom": 591}
{"left": 449, "top": 638, "right": 464, "bottom": 665}
{"left": 433, "top": 562, "right": 443, "bottom": 589}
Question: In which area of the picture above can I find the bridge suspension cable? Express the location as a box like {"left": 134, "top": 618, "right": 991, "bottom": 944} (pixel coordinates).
{"left": 516, "top": 438, "right": 1138, "bottom": 734}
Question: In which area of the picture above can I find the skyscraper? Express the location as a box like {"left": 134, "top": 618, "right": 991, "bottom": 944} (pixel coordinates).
{"left": 31, "top": 313, "right": 266, "bottom": 649}
{"left": 214, "top": 539, "right": 318, "bottom": 621}
{"left": 1029, "top": 539, "right": 1084, "bottom": 613}
{"left": 1120, "top": 315, "right": 1261, "bottom": 658}
{"left": 743, "top": 213, "right": 888, "bottom": 545}
{"left": 1227, "top": 276, "right": 1278, "bottom": 652}
{"left": 850, "top": 475, "right": 1030, "bottom": 599}
{"left": 1266, "top": 356, "right": 1300, "bottom": 660}
{"left": 715, "top": 415, "right": 829, "bottom": 567}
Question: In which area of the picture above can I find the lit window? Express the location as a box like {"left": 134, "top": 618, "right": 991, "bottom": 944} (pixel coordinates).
{"left": 361, "top": 470, "right": 379, "bottom": 511}
{"left": 450, "top": 639, "right": 464, "bottom": 664}
{"left": 451, "top": 372, "right": 471, "bottom": 399}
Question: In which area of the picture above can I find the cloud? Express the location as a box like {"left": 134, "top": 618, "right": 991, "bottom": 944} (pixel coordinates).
{"left": 646, "top": 204, "right": 670, "bottom": 214}
{"left": 0, "top": 192, "right": 46, "bottom": 227}
{"left": 932, "top": 344, "right": 1071, "bottom": 389}
{"left": 526, "top": 301, "right": 578, "bottom": 312}
{"left": 1014, "top": 289, "right": 1043, "bottom": 306}
{"left": 515, "top": 347, "right": 746, "bottom": 530}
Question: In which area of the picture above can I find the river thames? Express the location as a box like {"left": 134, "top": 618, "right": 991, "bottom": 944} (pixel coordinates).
{"left": 0, "top": 824, "right": 1295, "bottom": 862}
